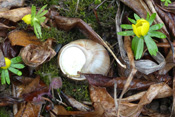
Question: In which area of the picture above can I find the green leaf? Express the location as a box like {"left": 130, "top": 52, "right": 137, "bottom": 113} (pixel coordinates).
{"left": 117, "top": 31, "right": 135, "bottom": 36}
{"left": 33, "top": 22, "right": 42, "bottom": 38}
{"left": 132, "top": 36, "right": 144, "bottom": 59}
{"left": 150, "top": 23, "right": 164, "bottom": 31}
{"left": 11, "top": 56, "right": 22, "bottom": 64}
{"left": 146, "top": 12, "right": 150, "bottom": 21}
{"left": 4, "top": 69, "right": 10, "bottom": 84}
{"left": 134, "top": 13, "right": 141, "bottom": 20}
{"left": 37, "top": 10, "right": 48, "bottom": 19}
{"left": 31, "top": 5, "right": 36, "bottom": 19}
{"left": 128, "top": 17, "right": 136, "bottom": 24}
{"left": 8, "top": 67, "right": 22, "bottom": 76}
{"left": 148, "top": 13, "right": 156, "bottom": 25}
{"left": 120, "top": 24, "right": 132, "bottom": 29}
{"left": 1, "top": 70, "right": 5, "bottom": 84}
{"left": 144, "top": 35, "right": 158, "bottom": 56}
{"left": 38, "top": 16, "right": 46, "bottom": 24}
{"left": 36, "top": 5, "right": 47, "bottom": 16}
{"left": 10, "top": 64, "right": 25, "bottom": 69}
{"left": 148, "top": 31, "right": 166, "bottom": 39}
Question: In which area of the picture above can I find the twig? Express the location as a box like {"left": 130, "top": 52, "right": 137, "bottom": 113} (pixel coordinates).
{"left": 75, "top": 0, "right": 79, "bottom": 13}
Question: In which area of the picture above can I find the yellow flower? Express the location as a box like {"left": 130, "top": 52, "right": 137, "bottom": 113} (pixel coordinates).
{"left": 22, "top": 14, "right": 31, "bottom": 25}
{"left": 132, "top": 19, "right": 150, "bottom": 37}
{"left": 1, "top": 57, "right": 11, "bottom": 69}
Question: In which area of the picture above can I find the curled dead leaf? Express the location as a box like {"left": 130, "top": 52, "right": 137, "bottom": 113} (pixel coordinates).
{"left": 20, "top": 39, "right": 56, "bottom": 67}
{"left": 0, "top": 7, "right": 31, "bottom": 22}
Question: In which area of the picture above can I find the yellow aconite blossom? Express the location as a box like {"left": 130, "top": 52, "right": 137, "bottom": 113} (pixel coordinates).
{"left": 132, "top": 19, "right": 150, "bottom": 37}
{"left": 22, "top": 14, "right": 31, "bottom": 25}
{"left": 1, "top": 57, "right": 11, "bottom": 69}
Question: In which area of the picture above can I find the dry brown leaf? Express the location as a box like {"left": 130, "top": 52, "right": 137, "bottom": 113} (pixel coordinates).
{"left": 119, "top": 0, "right": 147, "bottom": 18}
{"left": 20, "top": 39, "right": 56, "bottom": 67}
{"left": 51, "top": 105, "right": 96, "bottom": 116}
{"left": 0, "top": 23, "right": 15, "bottom": 30}
{"left": 0, "top": 0, "right": 24, "bottom": 12}
{"left": 15, "top": 102, "right": 42, "bottom": 117}
{"left": 89, "top": 85, "right": 117, "bottom": 117}
{"left": 0, "top": 49, "right": 5, "bottom": 67}
{"left": 0, "top": 7, "right": 31, "bottom": 22}
{"left": 8, "top": 30, "right": 42, "bottom": 46}
{"left": 159, "top": 48, "right": 175, "bottom": 75}
{"left": 119, "top": 83, "right": 171, "bottom": 116}
{"left": 121, "top": 83, "right": 172, "bottom": 102}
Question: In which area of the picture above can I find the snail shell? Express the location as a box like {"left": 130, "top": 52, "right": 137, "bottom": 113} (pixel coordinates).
{"left": 58, "top": 39, "right": 110, "bottom": 80}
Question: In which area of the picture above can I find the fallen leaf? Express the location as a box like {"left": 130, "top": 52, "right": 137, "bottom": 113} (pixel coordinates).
{"left": 0, "top": 39, "right": 20, "bottom": 58}
{"left": 0, "top": 7, "right": 31, "bottom": 22}
{"left": 20, "top": 39, "right": 56, "bottom": 67}
{"left": 8, "top": 30, "right": 42, "bottom": 46}
{"left": 0, "top": 49, "right": 5, "bottom": 67}
{"left": 0, "top": 23, "right": 15, "bottom": 30}
{"left": 159, "top": 48, "right": 175, "bottom": 75}
{"left": 15, "top": 102, "right": 42, "bottom": 117}
{"left": 51, "top": 105, "right": 90, "bottom": 116}
{"left": 121, "top": 83, "right": 172, "bottom": 102}
{"left": 82, "top": 73, "right": 154, "bottom": 90}
{"left": 89, "top": 85, "right": 117, "bottom": 117}
{"left": 0, "top": 0, "right": 24, "bottom": 12}
{"left": 20, "top": 76, "right": 49, "bottom": 102}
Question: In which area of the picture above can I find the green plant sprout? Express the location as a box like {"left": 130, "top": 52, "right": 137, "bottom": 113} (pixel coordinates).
{"left": 0, "top": 56, "right": 25, "bottom": 85}
{"left": 161, "top": 0, "right": 172, "bottom": 6}
{"left": 118, "top": 13, "right": 166, "bottom": 60}
{"left": 22, "top": 5, "right": 48, "bottom": 39}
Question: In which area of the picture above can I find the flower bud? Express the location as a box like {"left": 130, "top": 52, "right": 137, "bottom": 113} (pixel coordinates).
{"left": 132, "top": 19, "right": 150, "bottom": 37}
{"left": 22, "top": 14, "right": 31, "bottom": 25}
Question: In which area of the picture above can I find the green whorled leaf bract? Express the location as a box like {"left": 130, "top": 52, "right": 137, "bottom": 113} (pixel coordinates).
{"left": 132, "top": 36, "right": 144, "bottom": 59}
{"left": 117, "top": 31, "right": 135, "bottom": 36}
{"left": 147, "top": 13, "right": 156, "bottom": 25}
{"left": 146, "top": 13, "right": 150, "bottom": 21}
{"left": 128, "top": 17, "right": 136, "bottom": 24}
{"left": 120, "top": 24, "right": 132, "bottom": 29}
{"left": 4, "top": 69, "right": 10, "bottom": 84}
{"left": 1, "top": 70, "right": 5, "bottom": 84}
{"left": 144, "top": 35, "right": 158, "bottom": 56}
{"left": 149, "top": 23, "right": 164, "bottom": 31}
{"left": 134, "top": 13, "right": 141, "bottom": 20}
{"left": 8, "top": 67, "right": 22, "bottom": 76}
{"left": 11, "top": 56, "right": 22, "bottom": 64}
{"left": 10, "top": 64, "right": 25, "bottom": 69}
{"left": 148, "top": 31, "right": 166, "bottom": 39}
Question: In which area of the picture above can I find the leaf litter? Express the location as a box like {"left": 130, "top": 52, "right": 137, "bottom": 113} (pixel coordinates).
{"left": 0, "top": 0, "right": 175, "bottom": 116}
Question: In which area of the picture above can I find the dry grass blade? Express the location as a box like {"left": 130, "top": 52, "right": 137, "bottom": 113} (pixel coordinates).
{"left": 118, "top": 36, "right": 137, "bottom": 116}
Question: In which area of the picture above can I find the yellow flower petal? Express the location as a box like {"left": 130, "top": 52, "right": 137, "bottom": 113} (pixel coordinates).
{"left": 22, "top": 14, "right": 31, "bottom": 25}
{"left": 133, "top": 19, "right": 150, "bottom": 37}
{"left": 1, "top": 57, "right": 11, "bottom": 69}
{"left": 132, "top": 24, "right": 140, "bottom": 37}
{"left": 141, "top": 21, "right": 150, "bottom": 36}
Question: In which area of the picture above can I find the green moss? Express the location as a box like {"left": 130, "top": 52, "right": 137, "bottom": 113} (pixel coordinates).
{"left": 0, "top": 107, "right": 11, "bottom": 117}
{"left": 35, "top": 57, "right": 60, "bottom": 85}
{"left": 41, "top": 27, "right": 85, "bottom": 42}
{"left": 62, "top": 77, "right": 90, "bottom": 102}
